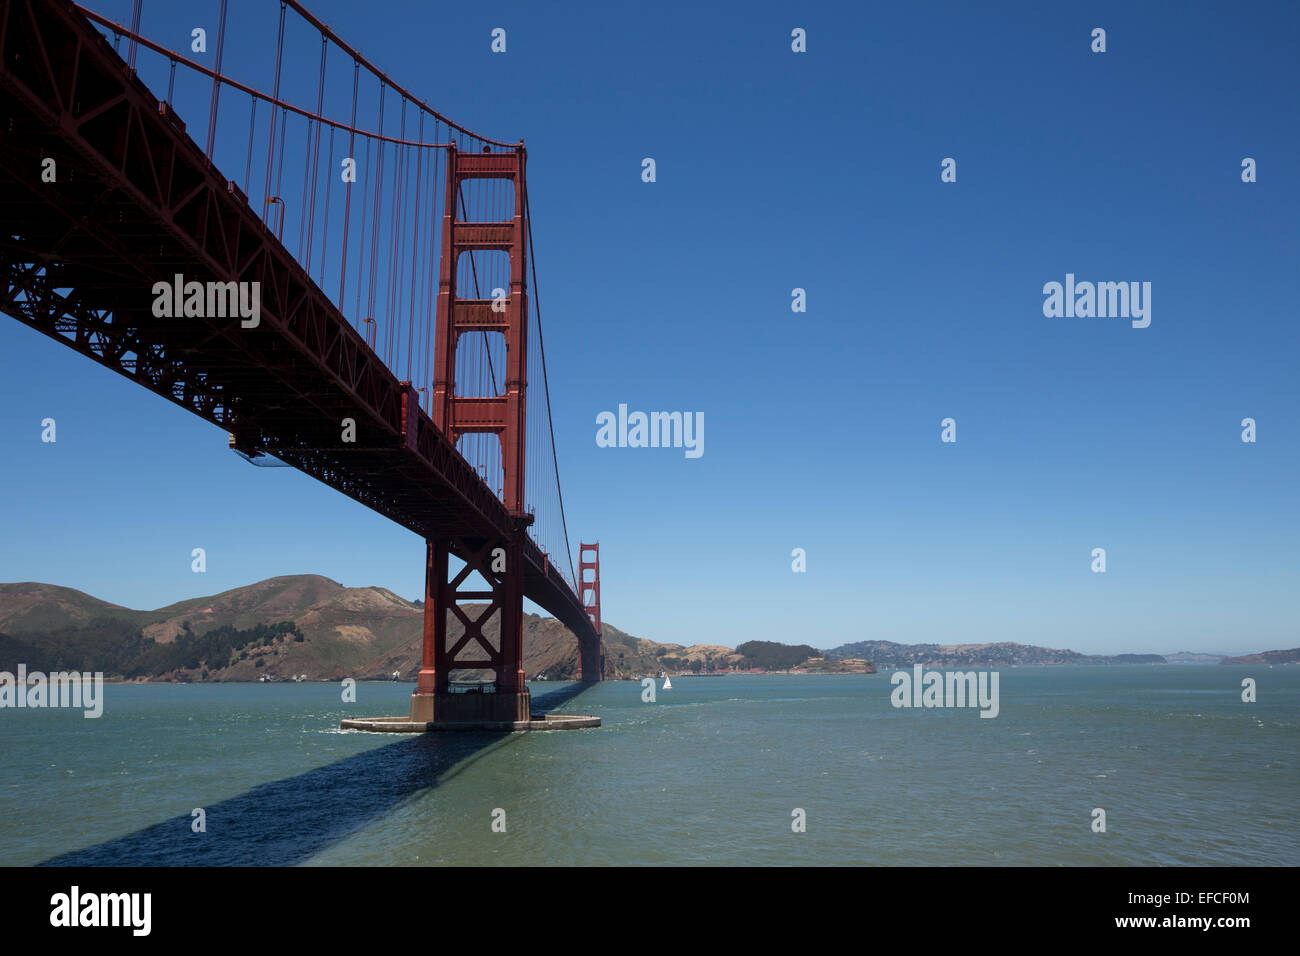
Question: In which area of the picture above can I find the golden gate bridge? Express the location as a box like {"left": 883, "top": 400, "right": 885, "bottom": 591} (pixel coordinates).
{"left": 0, "top": 0, "right": 603, "bottom": 727}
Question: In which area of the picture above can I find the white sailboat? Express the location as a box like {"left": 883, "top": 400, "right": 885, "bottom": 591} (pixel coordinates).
{"left": 662, "top": 675, "right": 673, "bottom": 691}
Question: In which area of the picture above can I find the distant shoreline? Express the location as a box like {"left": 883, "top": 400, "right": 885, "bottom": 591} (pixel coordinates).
{"left": 62, "top": 659, "right": 1279, "bottom": 686}
{"left": 5, "top": 577, "right": 1292, "bottom": 683}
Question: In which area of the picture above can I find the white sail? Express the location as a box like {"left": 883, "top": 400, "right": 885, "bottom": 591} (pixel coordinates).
{"left": 663, "top": 676, "right": 673, "bottom": 690}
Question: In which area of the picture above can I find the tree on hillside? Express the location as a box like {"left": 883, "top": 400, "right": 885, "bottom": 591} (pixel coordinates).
{"left": 735, "top": 641, "right": 818, "bottom": 670}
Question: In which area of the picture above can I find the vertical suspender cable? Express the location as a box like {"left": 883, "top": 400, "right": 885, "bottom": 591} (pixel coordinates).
{"left": 126, "top": 0, "right": 142, "bottom": 71}
{"left": 338, "top": 61, "right": 360, "bottom": 308}
{"left": 367, "top": 85, "right": 386, "bottom": 360}
{"left": 318, "top": 126, "right": 335, "bottom": 285}
{"left": 355, "top": 134, "right": 371, "bottom": 324}
{"left": 406, "top": 115, "right": 424, "bottom": 381}
{"left": 305, "top": 35, "right": 328, "bottom": 273}
{"left": 385, "top": 102, "right": 406, "bottom": 368}
{"left": 262, "top": 4, "right": 287, "bottom": 217}
{"left": 274, "top": 107, "right": 288, "bottom": 199}
{"left": 204, "top": 0, "right": 228, "bottom": 159}
{"left": 243, "top": 96, "right": 257, "bottom": 196}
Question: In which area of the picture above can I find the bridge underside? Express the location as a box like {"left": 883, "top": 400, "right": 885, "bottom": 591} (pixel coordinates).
{"left": 0, "top": 0, "right": 600, "bottom": 685}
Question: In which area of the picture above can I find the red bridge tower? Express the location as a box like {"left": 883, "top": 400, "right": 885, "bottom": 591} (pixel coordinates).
{"left": 579, "top": 542, "right": 602, "bottom": 680}
{"left": 410, "top": 143, "right": 533, "bottom": 724}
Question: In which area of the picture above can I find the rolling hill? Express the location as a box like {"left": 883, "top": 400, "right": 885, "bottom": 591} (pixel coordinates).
{"left": 0, "top": 576, "right": 724, "bottom": 681}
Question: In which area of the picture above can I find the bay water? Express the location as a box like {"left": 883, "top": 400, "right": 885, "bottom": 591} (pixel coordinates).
{"left": 1, "top": 666, "right": 1295, "bottom": 866}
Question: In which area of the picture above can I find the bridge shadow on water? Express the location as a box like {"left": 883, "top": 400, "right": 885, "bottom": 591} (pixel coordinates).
{"left": 40, "top": 683, "right": 596, "bottom": 867}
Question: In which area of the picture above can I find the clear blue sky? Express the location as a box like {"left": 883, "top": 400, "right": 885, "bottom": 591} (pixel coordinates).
{"left": 2, "top": 0, "right": 1296, "bottom": 656}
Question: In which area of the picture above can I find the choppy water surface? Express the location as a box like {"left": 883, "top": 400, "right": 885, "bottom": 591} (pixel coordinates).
{"left": 1, "top": 667, "right": 1295, "bottom": 865}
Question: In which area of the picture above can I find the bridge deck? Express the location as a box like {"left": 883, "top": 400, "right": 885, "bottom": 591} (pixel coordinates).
{"left": 0, "top": 0, "right": 596, "bottom": 645}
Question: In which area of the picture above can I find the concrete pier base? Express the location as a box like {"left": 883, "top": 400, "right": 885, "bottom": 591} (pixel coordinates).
{"left": 408, "top": 689, "right": 530, "bottom": 724}
{"left": 338, "top": 687, "right": 598, "bottom": 733}
{"left": 340, "top": 712, "right": 600, "bottom": 733}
